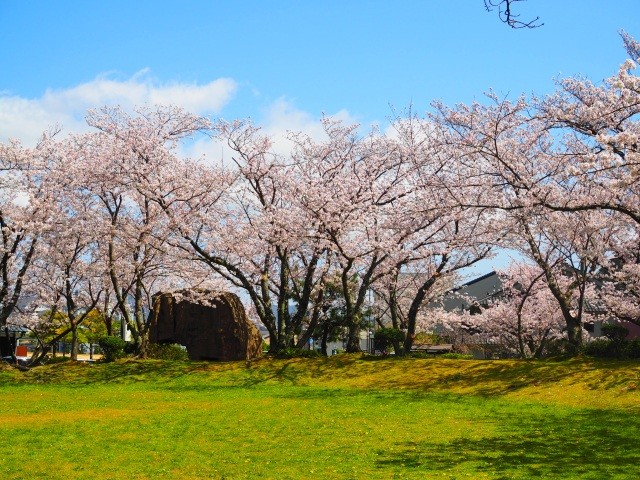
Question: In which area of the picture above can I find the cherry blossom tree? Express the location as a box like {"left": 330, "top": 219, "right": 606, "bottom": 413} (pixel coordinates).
{"left": 151, "top": 119, "right": 329, "bottom": 353}
{"left": 414, "top": 263, "right": 567, "bottom": 359}
{"left": 593, "top": 222, "right": 640, "bottom": 327}
{"left": 20, "top": 135, "right": 117, "bottom": 363}
{"left": 534, "top": 37, "right": 640, "bottom": 225}
{"left": 389, "top": 116, "right": 503, "bottom": 353}
{"left": 287, "top": 118, "right": 409, "bottom": 352}
{"left": 512, "top": 209, "right": 614, "bottom": 349}
{"left": 4, "top": 32, "right": 638, "bottom": 362}
{"left": 475, "top": 262, "right": 565, "bottom": 358}
{"left": 431, "top": 85, "right": 621, "bottom": 350}
{"left": 0, "top": 137, "right": 56, "bottom": 335}
{"left": 415, "top": 306, "right": 474, "bottom": 346}
{"left": 600, "top": 259, "right": 640, "bottom": 326}
{"left": 69, "top": 105, "right": 217, "bottom": 355}
{"left": 27, "top": 204, "right": 103, "bottom": 362}
{"left": 527, "top": 33, "right": 640, "bottom": 331}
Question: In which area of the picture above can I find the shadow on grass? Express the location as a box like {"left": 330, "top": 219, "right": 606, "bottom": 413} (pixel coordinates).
{"left": 444, "top": 358, "right": 640, "bottom": 395}
{"left": 8, "top": 355, "right": 640, "bottom": 401}
{"left": 358, "top": 356, "right": 640, "bottom": 396}
{"left": 16, "top": 359, "right": 209, "bottom": 386}
{"left": 236, "top": 355, "right": 640, "bottom": 396}
{"left": 375, "top": 407, "right": 640, "bottom": 478}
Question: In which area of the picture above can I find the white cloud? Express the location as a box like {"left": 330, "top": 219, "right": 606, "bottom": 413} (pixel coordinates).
{"left": 260, "top": 97, "right": 359, "bottom": 158}
{"left": 0, "top": 70, "right": 237, "bottom": 146}
{"left": 184, "top": 97, "right": 359, "bottom": 166}
{"left": 0, "top": 95, "right": 80, "bottom": 146}
{"left": 148, "top": 81, "right": 234, "bottom": 113}
{"left": 1, "top": 73, "right": 361, "bottom": 170}
{"left": 263, "top": 97, "right": 355, "bottom": 139}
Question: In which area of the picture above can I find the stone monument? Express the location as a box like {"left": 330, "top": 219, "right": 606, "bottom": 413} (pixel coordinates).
{"left": 149, "top": 290, "right": 262, "bottom": 361}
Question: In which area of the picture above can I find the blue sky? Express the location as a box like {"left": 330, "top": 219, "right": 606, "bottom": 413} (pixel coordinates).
{"left": 2, "top": 0, "right": 638, "bottom": 142}
{"left": 1, "top": 0, "right": 638, "bottom": 274}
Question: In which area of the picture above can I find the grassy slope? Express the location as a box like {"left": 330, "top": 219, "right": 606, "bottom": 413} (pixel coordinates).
{"left": 1, "top": 356, "right": 639, "bottom": 479}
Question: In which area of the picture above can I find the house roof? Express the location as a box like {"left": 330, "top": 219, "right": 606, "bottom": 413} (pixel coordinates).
{"left": 440, "top": 271, "right": 503, "bottom": 311}
{"left": 583, "top": 300, "right": 608, "bottom": 315}
{"left": 455, "top": 271, "right": 500, "bottom": 290}
{"left": 1, "top": 325, "right": 29, "bottom": 336}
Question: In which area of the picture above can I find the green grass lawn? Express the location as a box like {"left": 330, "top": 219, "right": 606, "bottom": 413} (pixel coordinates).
{"left": 1, "top": 355, "right": 639, "bottom": 479}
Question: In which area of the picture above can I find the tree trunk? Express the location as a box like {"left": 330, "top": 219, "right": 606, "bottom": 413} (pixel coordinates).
{"left": 345, "top": 321, "right": 361, "bottom": 353}
{"left": 565, "top": 316, "right": 583, "bottom": 354}
{"left": 296, "top": 299, "right": 322, "bottom": 350}
{"left": 70, "top": 326, "right": 79, "bottom": 361}
{"left": 136, "top": 334, "right": 149, "bottom": 358}
{"left": 403, "top": 259, "right": 448, "bottom": 354}
{"left": 533, "top": 329, "right": 551, "bottom": 359}
{"left": 321, "top": 326, "right": 329, "bottom": 356}
{"left": 522, "top": 222, "right": 585, "bottom": 354}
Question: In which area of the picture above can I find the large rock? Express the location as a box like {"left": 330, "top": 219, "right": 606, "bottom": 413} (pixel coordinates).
{"left": 149, "top": 290, "right": 262, "bottom": 361}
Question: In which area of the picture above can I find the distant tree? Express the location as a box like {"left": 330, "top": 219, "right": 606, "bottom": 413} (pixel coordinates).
{"left": 374, "top": 327, "right": 405, "bottom": 355}
{"left": 81, "top": 309, "right": 109, "bottom": 360}
{"left": 26, "top": 309, "right": 74, "bottom": 362}
{"left": 308, "top": 274, "right": 360, "bottom": 356}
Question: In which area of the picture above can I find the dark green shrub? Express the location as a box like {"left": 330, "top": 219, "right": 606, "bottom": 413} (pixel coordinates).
{"left": 97, "top": 336, "right": 125, "bottom": 362}
{"left": 543, "top": 338, "right": 574, "bottom": 357}
{"left": 44, "top": 356, "right": 71, "bottom": 365}
{"left": 440, "top": 353, "right": 474, "bottom": 360}
{"left": 275, "top": 347, "right": 320, "bottom": 359}
{"left": 583, "top": 336, "right": 640, "bottom": 359}
{"left": 623, "top": 338, "right": 640, "bottom": 359}
{"left": 407, "top": 351, "right": 432, "bottom": 359}
{"left": 374, "top": 328, "right": 405, "bottom": 353}
{"left": 124, "top": 341, "right": 137, "bottom": 355}
{"left": 582, "top": 339, "right": 615, "bottom": 358}
{"left": 147, "top": 343, "right": 189, "bottom": 361}
{"left": 601, "top": 323, "right": 629, "bottom": 343}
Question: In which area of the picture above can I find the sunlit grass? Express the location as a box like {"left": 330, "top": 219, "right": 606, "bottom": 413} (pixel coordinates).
{"left": 1, "top": 356, "right": 639, "bottom": 479}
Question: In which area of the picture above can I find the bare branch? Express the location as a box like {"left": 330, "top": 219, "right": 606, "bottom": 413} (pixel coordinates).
{"left": 484, "top": 0, "right": 543, "bottom": 29}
